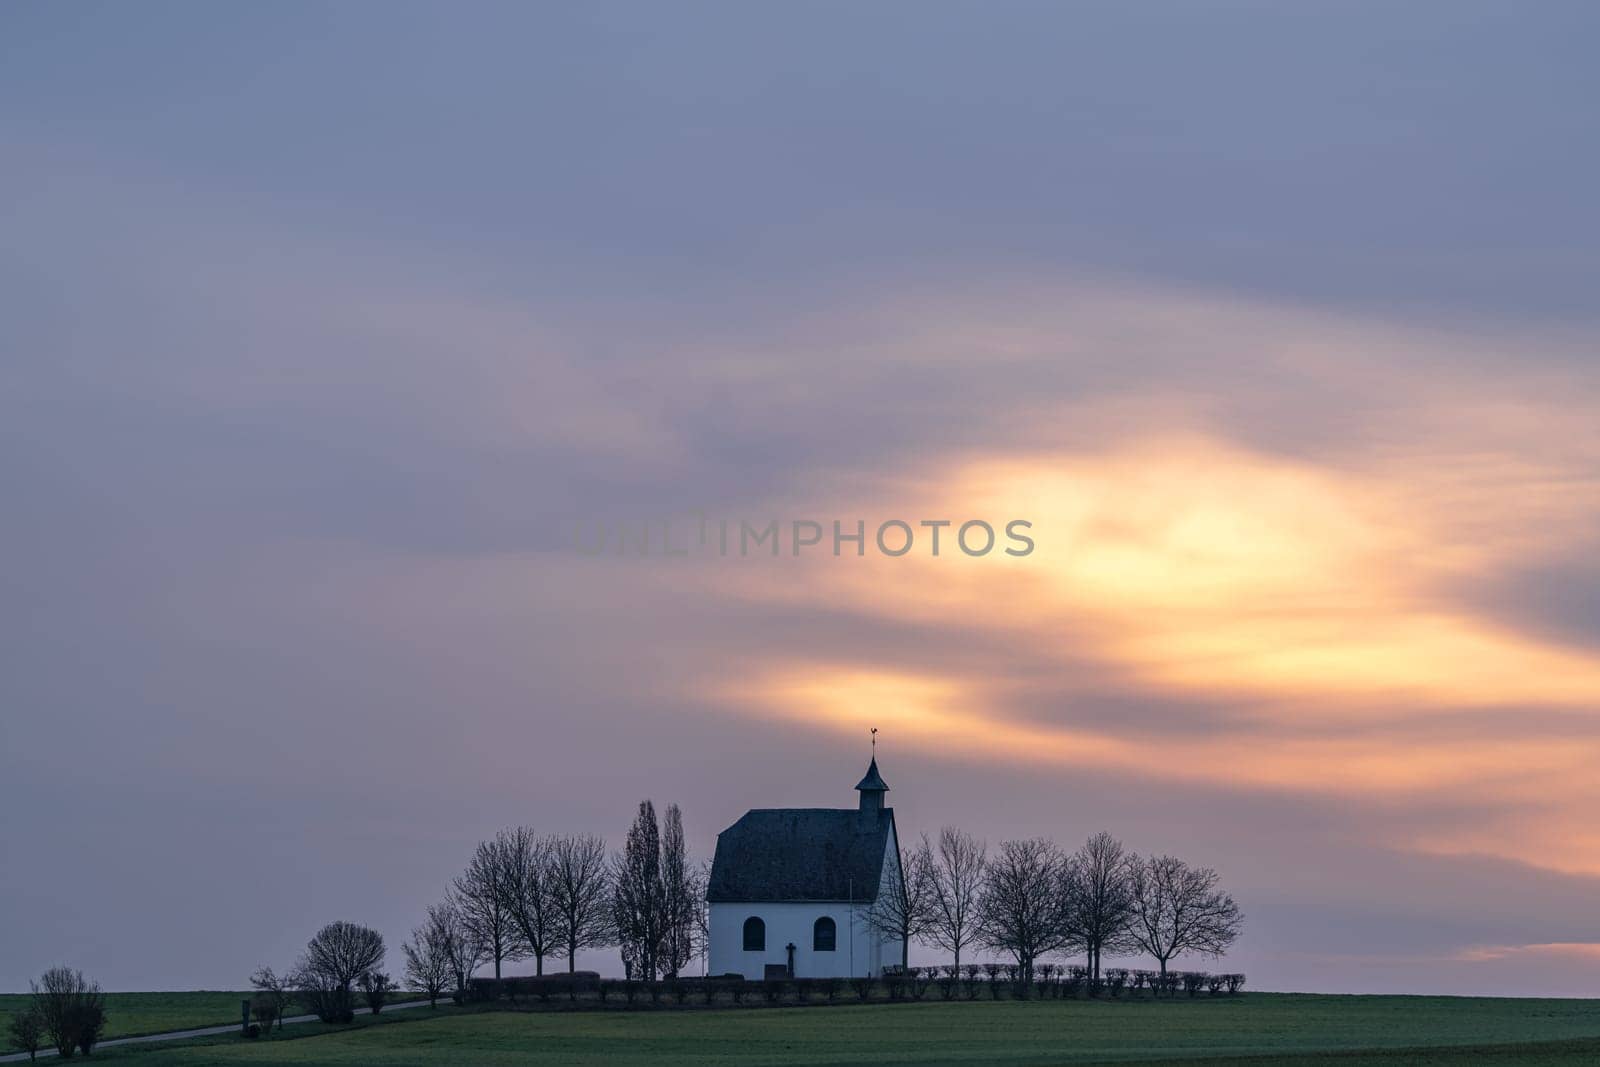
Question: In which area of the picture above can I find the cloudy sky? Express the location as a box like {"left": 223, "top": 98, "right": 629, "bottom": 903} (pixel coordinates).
{"left": 3, "top": 2, "right": 1599, "bottom": 994}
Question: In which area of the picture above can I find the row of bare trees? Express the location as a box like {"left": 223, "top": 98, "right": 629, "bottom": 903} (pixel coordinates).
{"left": 410, "top": 800, "right": 704, "bottom": 993}
{"left": 246, "top": 814, "right": 1236, "bottom": 1011}
{"left": 867, "top": 829, "right": 1241, "bottom": 985}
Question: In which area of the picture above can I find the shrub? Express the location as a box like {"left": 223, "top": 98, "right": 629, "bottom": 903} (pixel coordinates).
{"left": 1038, "top": 966, "right": 1057, "bottom": 999}
{"left": 909, "top": 967, "right": 933, "bottom": 1000}
{"left": 728, "top": 979, "right": 747, "bottom": 1005}
{"left": 1206, "top": 974, "right": 1224, "bottom": 995}
{"left": 1129, "top": 970, "right": 1151, "bottom": 995}
{"left": 983, "top": 964, "right": 1003, "bottom": 999}
{"left": 1181, "top": 971, "right": 1207, "bottom": 997}
{"left": 249, "top": 993, "right": 281, "bottom": 1033}
{"left": 762, "top": 978, "right": 787, "bottom": 1004}
{"left": 361, "top": 971, "right": 393, "bottom": 1015}
{"left": 597, "top": 980, "right": 615, "bottom": 1003}
{"left": 1224, "top": 973, "right": 1246, "bottom": 995}
{"left": 462, "top": 979, "right": 495, "bottom": 1004}
{"left": 8, "top": 1007, "right": 43, "bottom": 1061}
{"left": 671, "top": 980, "right": 691, "bottom": 1005}
{"left": 299, "top": 982, "right": 356, "bottom": 1024}
{"left": 850, "top": 976, "right": 875, "bottom": 1001}
{"left": 1062, "top": 966, "right": 1085, "bottom": 997}
{"left": 792, "top": 978, "right": 831, "bottom": 1003}
{"left": 30, "top": 967, "right": 105, "bottom": 1058}
{"left": 74, "top": 1000, "right": 105, "bottom": 1056}
{"left": 1106, "top": 969, "right": 1128, "bottom": 998}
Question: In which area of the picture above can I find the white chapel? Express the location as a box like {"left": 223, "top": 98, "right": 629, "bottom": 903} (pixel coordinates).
{"left": 705, "top": 757, "right": 904, "bottom": 979}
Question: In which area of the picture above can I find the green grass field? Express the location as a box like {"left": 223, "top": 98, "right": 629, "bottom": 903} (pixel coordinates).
{"left": 48, "top": 993, "right": 1600, "bottom": 1065}
{"left": 0, "top": 991, "right": 255, "bottom": 1050}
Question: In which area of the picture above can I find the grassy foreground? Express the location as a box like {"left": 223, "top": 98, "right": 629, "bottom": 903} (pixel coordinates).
{"left": 0, "top": 991, "right": 254, "bottom": 1050}
{"left": 67, "top": 993, "right": 1600, "bottom": 1065}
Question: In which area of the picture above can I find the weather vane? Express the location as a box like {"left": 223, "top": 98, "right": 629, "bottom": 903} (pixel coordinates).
{"left": 871, "top": 726, "right": 877, "bottom": 754}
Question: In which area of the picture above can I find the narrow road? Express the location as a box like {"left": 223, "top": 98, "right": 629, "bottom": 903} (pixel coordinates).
{"left": 0, "top": 999, "right": 436, "bottom": 1062}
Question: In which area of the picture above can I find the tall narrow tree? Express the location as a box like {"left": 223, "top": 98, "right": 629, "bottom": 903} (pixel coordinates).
{"left": 500, "top": 827, "right": 562, "bottom": 975}
{"left": 923, "top": 827, "right": 987, "bottom": 970}
{"left": 1063, "top": 831, "right": 1137, "bottom": 983}
{"left": 659, "top": 804, "right": 702, "bottom": 979}
{"left": 551, "top": 833, "right": 614, "bottom": 973}
{"left": 865, "top": 838, "right": 934, "bottom": 969}
{"left": 453, "top": 834, "right": 525, "bottom": 979}
{"left": 612, "top": 800, "right": 665, "bottom": 980}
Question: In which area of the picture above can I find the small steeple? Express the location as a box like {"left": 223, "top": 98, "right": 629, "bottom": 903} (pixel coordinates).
{"left": 855, "top": 731, "right": 889, "bottom": 814}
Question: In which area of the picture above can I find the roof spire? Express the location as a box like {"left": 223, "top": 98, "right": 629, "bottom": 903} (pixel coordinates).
{"left": 855, "top": 733, "right": 889, "bottom": 814}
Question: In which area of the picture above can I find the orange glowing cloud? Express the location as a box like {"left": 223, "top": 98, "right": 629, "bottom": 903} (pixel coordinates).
{"left": 703, "top": 433, "right": 1600, "bottom": 712}
{"left": 677, "top": 282, "right": 1600, "bottom": 879}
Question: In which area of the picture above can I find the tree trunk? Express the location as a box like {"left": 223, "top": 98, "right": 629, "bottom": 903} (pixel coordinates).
{"left": 901, "top": 935, "right": 910, "bottom": 970}
{"left": 536, "top": 953, "right": 544, "bottom": 977}
{"left": 567, "top": 949, "right": 576, "bottom": 974}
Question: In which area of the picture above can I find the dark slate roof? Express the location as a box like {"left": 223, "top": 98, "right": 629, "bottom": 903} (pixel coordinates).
{"left": 854, "top": 757, "right": 889, "bottom": 793}
{"left": 706, "top": 808, "right": 896, "bottom": 903}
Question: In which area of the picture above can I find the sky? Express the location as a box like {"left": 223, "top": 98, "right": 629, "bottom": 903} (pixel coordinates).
{"left": 2, "top": 2, "right": 1599, "bottom": 995}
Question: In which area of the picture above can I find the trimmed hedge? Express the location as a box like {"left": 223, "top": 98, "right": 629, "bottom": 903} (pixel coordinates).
{"left": 463, "top": 967, "right": 1245, "bottom": 1010}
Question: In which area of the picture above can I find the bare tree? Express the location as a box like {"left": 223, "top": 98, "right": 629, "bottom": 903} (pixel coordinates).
{"left": 659, "top": 805, "right": 702, "bottom": 979}
{"left": 292, "top": 921, "right": 386, "bottom": 1023}
{"left": 978, "top": 838, "right": 1074, "bottom": 988}
{"left": 8, "top": 1008, "right": 43, "bottom": 1062}
{"left": 453, "top": 834, "right": 525, "bottom": 979}
{"left": 1128, "top": 855, "right": 1244, "bottom": 980}
{"left": 500, "top": 826, "right": 562, "bottom": 975}
{"left": 551, "top": 833, "right": 614, "bottom": 973}
{"left": 402, "top": 907, "right": 455, "bottom": 1008}
{"left": 248, "top": 967, "right": 292, "bottom": 1033}
{"left": 923, "top": 827, "right": 987, "bottom": 970}
{"left": 1063, "top": 831, "right": 1137, "bottom": 984}
{"left": 865, "top": 837, "right": 934, "bottom": 970}
{"left": 432, "top": 899, "right": 486, "bottom": 997}
{"left": 612, "top": 799, "right": 665, "bottom": 980}
{"left": 301, "top": 921, "right": 387, "bottom": 990}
